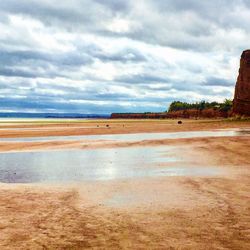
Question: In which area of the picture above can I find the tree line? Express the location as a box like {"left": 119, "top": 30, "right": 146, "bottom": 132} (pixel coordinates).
{"left": 168, "top": 99, "right": 233, "bottom": 113}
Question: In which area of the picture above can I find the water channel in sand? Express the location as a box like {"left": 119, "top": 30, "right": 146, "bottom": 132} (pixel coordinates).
{"left": 0, "top": 129, "right": 248, "bottom": 183}
{"left": 0, "top": 129, "right": 249, "bottom": 142}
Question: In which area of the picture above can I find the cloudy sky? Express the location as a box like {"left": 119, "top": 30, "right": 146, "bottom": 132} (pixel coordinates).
{"left": 0, "top": 0, "right": 249, "bottom": 113}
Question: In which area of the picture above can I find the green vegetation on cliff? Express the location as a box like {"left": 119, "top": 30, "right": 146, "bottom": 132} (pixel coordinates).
{"left": 168, "top": 99, "right": 233, "bottom": 113}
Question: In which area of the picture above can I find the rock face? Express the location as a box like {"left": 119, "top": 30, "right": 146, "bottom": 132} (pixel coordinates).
{"left": 233, "top": 50, "right": 250, "bottom": 116}
{"left": 111, "top": 109, "right": 229, "bottom": 119}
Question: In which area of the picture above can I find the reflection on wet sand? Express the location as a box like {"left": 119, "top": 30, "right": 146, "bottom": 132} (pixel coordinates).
{"left": 236, "top": 129, "right": 250, "bottom": 135}
{"left": 0, "top": 129, "right": 249, "bottom": 142}
{"left": 0, "top": 146, "right": 223, "bottom": 183}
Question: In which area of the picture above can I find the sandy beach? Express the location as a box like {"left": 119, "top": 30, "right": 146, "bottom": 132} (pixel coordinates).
{"left": 0, "top": 119, "right": 249, "bottom": 249}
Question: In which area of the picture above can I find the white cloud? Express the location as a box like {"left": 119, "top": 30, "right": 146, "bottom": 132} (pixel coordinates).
{"left": 0, "top": 0, "right": 247, "bottom": 113}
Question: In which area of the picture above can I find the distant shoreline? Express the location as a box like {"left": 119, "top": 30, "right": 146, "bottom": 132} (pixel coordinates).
{"left": 0, "top": 113, "right": 110, "bottom": 119}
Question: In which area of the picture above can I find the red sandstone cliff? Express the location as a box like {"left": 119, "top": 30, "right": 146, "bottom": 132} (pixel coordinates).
{"left": 111, "top": 109, "right": 229, "bottom": 119}
{"left": 233, "top": 50, "right": 250, "bottom": 116}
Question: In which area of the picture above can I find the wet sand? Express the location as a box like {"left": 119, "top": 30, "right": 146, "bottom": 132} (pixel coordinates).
{"left": 0, "top": 119, "right": 249, "bottom": 249}
{"left": 0, "top": 118, "right": 249, "bottom": 138}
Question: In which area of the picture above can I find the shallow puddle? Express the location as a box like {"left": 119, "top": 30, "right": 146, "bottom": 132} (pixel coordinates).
{"left": 0, "top": 146, "right": 222, "bottom": 183}
{"left": 0, "top": 126, "right": 99, "bottom": 131}
{"left": 0, "top": 129, "right": 249, "bottom": 142}
{"left": 237, "top": 129, "right": 250, "bottom": 135}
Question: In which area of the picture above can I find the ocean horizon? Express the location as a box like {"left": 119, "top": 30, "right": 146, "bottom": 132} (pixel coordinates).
{"left": 0, "top": 112, "right": 110, "bottom": 119}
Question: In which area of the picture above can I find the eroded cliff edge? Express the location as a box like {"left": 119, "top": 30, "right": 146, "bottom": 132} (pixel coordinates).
{"left": 233, "top": 50, "right": 250, "bottom": 116}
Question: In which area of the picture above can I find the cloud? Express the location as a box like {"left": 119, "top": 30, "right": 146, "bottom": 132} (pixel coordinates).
{"left": 0, "top": 0, "right": 247, "bottom": 113}
{"left": 202, "top": 77, "right": 235, "bottom": 87}
{"left": 92, "top": 48, "right": 147, "bottom": 63}
{"left": 116, "top": 74, "right": 170, "bottom": 84}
